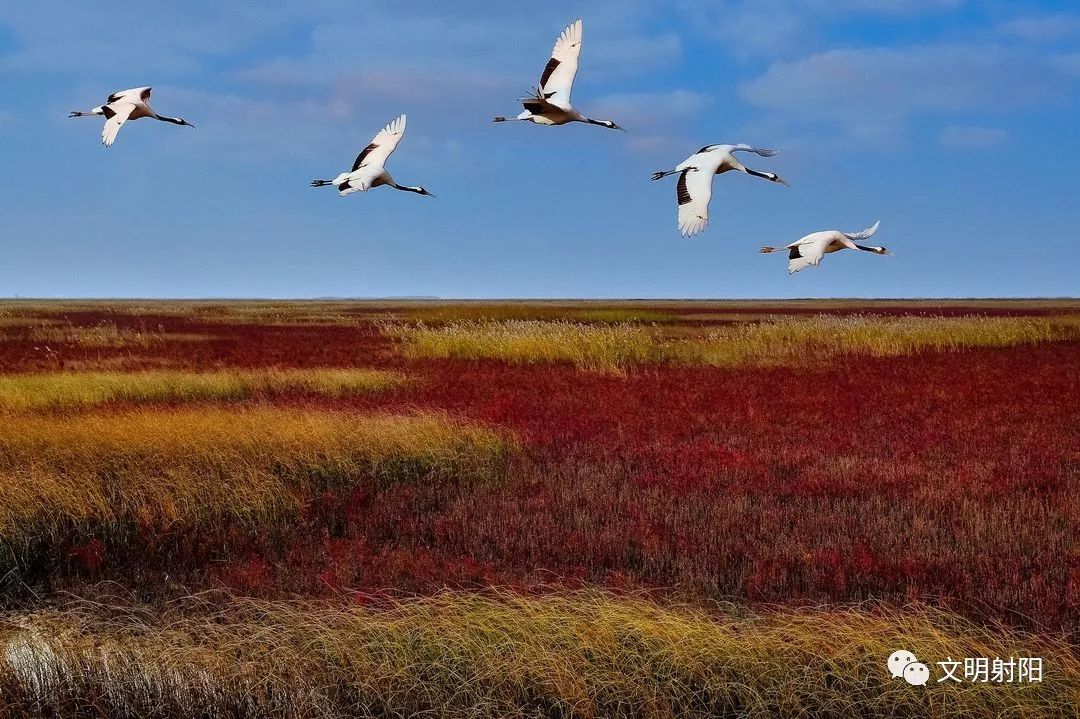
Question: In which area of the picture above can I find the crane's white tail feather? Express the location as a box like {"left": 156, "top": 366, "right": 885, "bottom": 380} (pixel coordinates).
{"left": 843, "top": 220, "right": 880, "bottom": 241}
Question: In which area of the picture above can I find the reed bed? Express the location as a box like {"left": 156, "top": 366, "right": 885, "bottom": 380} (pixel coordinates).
{"left": 192, "top": 305, "right": 367, "bottom": 326}
{"left": 389, "top": 315, "right": 1080, "bottom": 371}
{"left": 396, "top": 304, "right": 676, "bottom": 324}
{"left": 27, "top": 324, "right": 209, "bottom": 348}
{"left": 388, "top": 320, "right": 664, "bottom": 372}
{"left": 0, "top": 368, "right": 408, "bottom": 411}
{"left": 673, "top": 313, "right": 1080, "bottom": 367}
{"left": 0, "top": 408, "right": 513, "bottom": 553}
{"left": 1, "top": 592, "right": 1075, "bottom": 719}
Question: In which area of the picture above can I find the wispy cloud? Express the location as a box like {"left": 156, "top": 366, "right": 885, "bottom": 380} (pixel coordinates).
{"left": 739, "top": 44, "right": 1075, "bottom": 145}
{"left": 939, "top": 125, "right": 1008, "bottom": 150}
{"left": 675, "top": 0, "right": 964, "bottom": 59}
{"left": 998, "top": 13, "right": 1080, "bottom": 43}
{"left": 591, "top": 89, "right": 709, "bottom": 128}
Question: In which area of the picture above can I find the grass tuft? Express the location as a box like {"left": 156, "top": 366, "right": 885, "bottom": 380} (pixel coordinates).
{"left": 387, "top": 320, "right": 663, "bottom": 372}
{"left": 673, "top": 313, "right": 1080, "bottom": 367}
{"left": 28, "top": 324, "right": 210, "bottom": 348}
{"left": 389, "top": 315, "right": 1080, "bottom": 371}
{"left": 0, "top": 368, "right": 408, "bottom": 411}
{"left": 0, "top": 408, "right": 514, "bottom": 555}
{"left": 1, "top": 592, "right": 1076, "bottom": 718}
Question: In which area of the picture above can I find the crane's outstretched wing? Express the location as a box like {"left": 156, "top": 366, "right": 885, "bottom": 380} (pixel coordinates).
{"left": 676, "top": 168, "right": 714, "bottom": 238}
{"left": 728, "top": 144, "right": 779, "bottom": 158}
{"left": 351, "top": 114, "right": 407, "bottom": 171}
{"left": 538, "top": 19, "right": 582, "bottom": 110}
{"left": 787, "top": 237, "right": 829, "bottom": 274}
{"left": 101, "top": 102, "right": 137, "bottom": 147}
{"left": 107, "top": 87, "right": 151, "bottom": 104}
{"left": 842, "top": 220, "right": 880, "bottom": 241}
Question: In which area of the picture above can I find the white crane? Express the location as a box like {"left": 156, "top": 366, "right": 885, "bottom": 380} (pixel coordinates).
{"left": 760, "top": 221, "right": 891, "bottom": 274}
{"left": 310, "top": 114, "right": 434, "bottom": 198}
{"left": 493, "top": 19, "right": 624, "bottom": 131}
{"left": 69, "top": 87, "right": 194, "bottom": 147}
{"left": 651, "top": 145, "right": 788, "bottom": 237}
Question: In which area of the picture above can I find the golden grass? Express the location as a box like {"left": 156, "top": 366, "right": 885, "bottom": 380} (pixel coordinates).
{"left": 0, "top": 368, "right": 408, "bottom": 411}
{"left": 388, "top": 320, "right": 664, "bottom": 373}
{"left": 28, "top": 324, "right": 211, "bottom": 348}
{"left": 0, "top": 408, "right": 514, "bottom": 549}
{"left": 1, "top": 591, "right": 1075, "bottom": 718}
{"left": 673, "top": 313, "right": 1080, "bottom": 367}
{"left": 392, "top": 304, "right": 677, "bottom": 324}
{"left": 389, "top": 315, "right": 1080, "bottom": 371}
{"left": 191, "top": 304, "right": 368, "bottom": 326}
{"left": 0, "top": 316, "right": 62, "bottom": 329}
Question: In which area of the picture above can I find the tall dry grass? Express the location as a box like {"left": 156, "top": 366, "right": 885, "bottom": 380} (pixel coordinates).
{"left": 673, "top": 313, "right": 1080, "bottom": 367}
{"left": 384, "top": 319, "right": 660, "bottom": 371}
{"left": 27, "top": 324, "right": 209, "bottom": 348}
{"left": 1, "top": 591, "right": 1075, "bottom": 718}
{"left": 394, "top": 304, "right": 676, "bottom": 324}
{"left": 388, "top": 320, "right": 663, "bottom": 372}
{"left": 0, "top": 368, "right": 407, "bottom": 411}
{"left": 0, "top": 408, "right": 514, "bottom": 553}
{"left": 389, "top": 315, "right": 1080, "bottom": 371}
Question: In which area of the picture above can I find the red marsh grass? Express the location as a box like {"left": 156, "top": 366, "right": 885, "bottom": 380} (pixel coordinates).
{"left": 0, "top": 367, "right": 408, "bottom": 411}
{"left": 0, "top": 408, "right": 515, "bottom": 557}
{"left": 1, "top": 591, "right": 1076, "bottom": 719}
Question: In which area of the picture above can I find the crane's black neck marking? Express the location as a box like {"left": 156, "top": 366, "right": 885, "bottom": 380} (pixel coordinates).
{"left": 391, "top": 183, "right": 430, "bottom": 196}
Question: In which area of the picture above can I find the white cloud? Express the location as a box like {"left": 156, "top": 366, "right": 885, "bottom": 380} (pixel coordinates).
{"left": 939, "top": 125, "right": 1008, "bottom": 149}
{"left": 998, "top": 14, "right": 1080, "bottom": 43}
{"left": 590, "top": 89, "right": 709, "bottom": 130}
{"left": 675, "top": 0, "right": 964, "bottom": 59}
{"left": 739, "top": 44, "right": 1071, "bottom": 144}
{"left": 1055, "top": 54, "right": 1080, "bottom": 77}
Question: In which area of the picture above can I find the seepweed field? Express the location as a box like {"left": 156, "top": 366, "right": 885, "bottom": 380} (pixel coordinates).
{"left": 0, "top": 299, "right": 1078, "bottom": 718}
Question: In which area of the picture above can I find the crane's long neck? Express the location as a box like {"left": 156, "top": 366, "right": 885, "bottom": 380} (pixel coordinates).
{"left": 582, "top": 117, "right": 622, "bottom": 131}
{"left": 390, "top": 182, "right": 430, "bottom": 196}
{"left": 743, "top": 166, "right": 787, "bottom": 186}
{"left": 69, "top": 107, "right": 104, "bottom": 118}
{"left": 854, "top": 244, "right": 884, "bottom": 253}
{"left": 154, "top": 114, "right": 185, "bottom": 125}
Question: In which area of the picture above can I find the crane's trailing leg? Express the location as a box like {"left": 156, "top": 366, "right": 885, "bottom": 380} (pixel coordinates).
{"left": 652, "top": 168, "right": 694, "bottom": 181}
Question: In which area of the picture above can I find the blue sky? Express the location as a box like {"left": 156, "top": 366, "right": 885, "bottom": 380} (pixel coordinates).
{"left": 1, "top": 0, "right": 1077, "bottom": 298}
